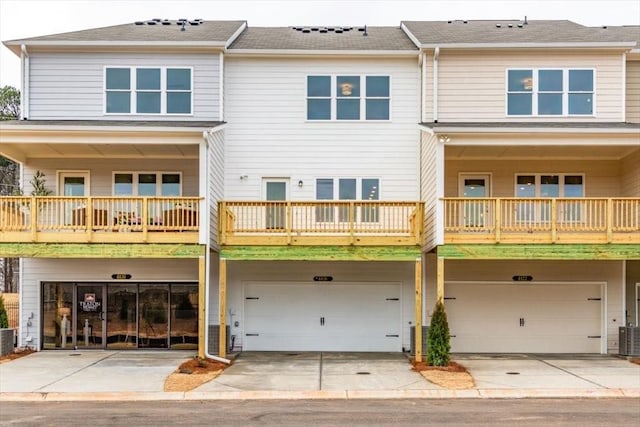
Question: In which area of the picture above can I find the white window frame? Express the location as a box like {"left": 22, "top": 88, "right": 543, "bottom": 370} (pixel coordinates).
{"left": 104, "top": 66, "right": 193, "bottom": 115}
{"left": 112, "top": 171, "right": 183, "bottom": 196}
{"left": 513, "top": 173, "right": 585, "bottom": 198}
{"left": 505, "top": 68, "right": 596, "bottom": 117}
{"left": 315, "top": 177, "right": 382, "bottom": 200}
{"left": 306, "top": 74, "right": 391, "bottom": 121}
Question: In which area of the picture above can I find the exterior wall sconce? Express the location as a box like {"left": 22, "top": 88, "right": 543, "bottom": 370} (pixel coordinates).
{"left": 438, "top": 135, "right": 451, "bottom": 143}
{"left": 240, "top": 175, "right": 248, "bottom": 180}
{"left": 298, "top": 180, "right": 304, "bottom": 188}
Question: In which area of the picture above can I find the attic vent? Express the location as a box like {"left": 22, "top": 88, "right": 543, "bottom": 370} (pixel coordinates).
{"left": 463, "top": 20, "right": 468, "bottom": 24}
{"left": 517, "top": 23, "right": 523, "bottom": 28}
{"left": 496, "top": 23, "right": 501, "bottom": 28}
{"left": 135, "top": 21, "right": 144, "bottom": 25}
{"left": 146, "top": 20, "right": 157, "bottom": 25}
{"left": 508, "top": 23, "right": 513, "bottom": 28}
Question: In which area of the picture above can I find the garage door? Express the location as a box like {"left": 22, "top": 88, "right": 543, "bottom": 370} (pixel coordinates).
{"left": 243, "top": 282, "right": 401, "bottom": 351}
{"left": 445, "top": 283, "right": 603, "bottom": 353}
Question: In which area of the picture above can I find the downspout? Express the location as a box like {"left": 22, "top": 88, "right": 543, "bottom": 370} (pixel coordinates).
{"left": 202, "top": 130, "right": 231, "bottom": 364}
{"left": 420, "top": 51, "right": 427, "bottom": 123}
{"left": 433, "top": 46, "right": 439, "bottom": 123}
{"left": 21, "top": 44, "right": 29, "bottom": 119}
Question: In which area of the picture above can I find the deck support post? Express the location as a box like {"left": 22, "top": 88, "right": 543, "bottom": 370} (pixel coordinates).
{"left": 414, "top": 257, "right": 423, "bottom": 362}
{"left": 198, "top": 255, "right": 206, "bottom": 359}
{"left": 218, "top": 257, "right": 227, "bottom": 359}
{"left": 436, "top": 256, "right": 445, "bottom": 304}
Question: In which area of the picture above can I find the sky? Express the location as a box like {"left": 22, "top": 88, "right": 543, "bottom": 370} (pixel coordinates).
{"left": 1, "top": 0, "right": 639, "bottom": 87}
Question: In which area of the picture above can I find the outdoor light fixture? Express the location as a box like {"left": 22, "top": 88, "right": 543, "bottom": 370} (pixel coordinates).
{"left": 298, "top": 180, "right": 304, "bottom": 188}
{"left": 438, "top": 135, "right": 451, "bottom": 143}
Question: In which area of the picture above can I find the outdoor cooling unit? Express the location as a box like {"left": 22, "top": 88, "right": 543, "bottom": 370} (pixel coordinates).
{"left": 208, "top": 325, "right": 231, "bottom": 355}
{"left": 619, "top": 327, "right": 640, "bottom": 356}
{"left": 410, "top": 326, "right": 429, "bottom": 356}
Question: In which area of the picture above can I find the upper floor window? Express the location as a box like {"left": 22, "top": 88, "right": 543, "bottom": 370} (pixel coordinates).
{"left": 105, "top": 67, "right": 192, "bottom": 115}
{"left": 507, "top": 69, "right": 594, "bottom": 116}
{"left": 307, "top": 75, "right": 390, "bottom": 121}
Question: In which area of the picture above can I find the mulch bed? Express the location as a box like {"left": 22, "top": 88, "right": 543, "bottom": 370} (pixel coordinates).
{"left": 177, "top": 357, "right": 228, "bottom": 374}
{"left": 411, "top": 359, "right": 469, "bottom": 373}
{"left": 0, "top": 348, "right": 35, "bottom": 363}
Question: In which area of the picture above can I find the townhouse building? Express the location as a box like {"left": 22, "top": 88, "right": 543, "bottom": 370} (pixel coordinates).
{"left": 1, "top": 18, "right": 638, "bottom": 360}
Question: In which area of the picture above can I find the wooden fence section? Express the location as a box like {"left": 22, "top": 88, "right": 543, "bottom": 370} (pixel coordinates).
{"left": 443, "top": 197, "right": 640, "bottom": 244}
{"left": 0, "top": 196, "right": 202, "bottom": 244}
{"left": 220, "top": 201, "right": 423, "bottom": 246}
{"left": 0, "top": 293, "right": 19, "bottom": 330}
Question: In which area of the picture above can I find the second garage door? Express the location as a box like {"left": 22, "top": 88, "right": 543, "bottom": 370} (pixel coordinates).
{"left": 445, "top": 282, "right": 603, "bottom": 353}
{"left": 243, "top": 282, "right": 402, "bottom": 352}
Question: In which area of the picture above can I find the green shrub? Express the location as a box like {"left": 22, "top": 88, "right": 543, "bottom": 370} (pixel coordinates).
{"left": 427, "top": 300, "right": 451, "bottom": 366}
{"left": 0, "top": 295, "right": 9, "bottom": 329}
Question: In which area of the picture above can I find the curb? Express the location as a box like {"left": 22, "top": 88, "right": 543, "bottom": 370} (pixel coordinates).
{"left": 1, "top": 388, "right": 638, "bottom": 402}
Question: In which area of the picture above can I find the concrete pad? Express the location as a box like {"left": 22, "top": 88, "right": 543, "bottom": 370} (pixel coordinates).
{"left": 540, "top": 358, "right": 640, "bottom": 389}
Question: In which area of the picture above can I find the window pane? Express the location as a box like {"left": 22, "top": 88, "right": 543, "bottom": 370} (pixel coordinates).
{"left": 508, "top": 70, "right": 532, "bottom": 91}
{"left": 540, "top": 175, "right": 559, "bottom": 197}
{"left": 337, "top": 99, "right": 360, "bottom": 120}
{"left": 569, "top": 70, "right": 593, "bottom": 91}
{"left": 307, "top": 76, "right": 331, "bottom": 97}
{"left": 564, "top": 176, "right": 583, "bottom": 197}
{"left": 307, "top": 99, "right": 330, "bottom": 120}
{"left": 569, "top": 93, "right": 593, "bottom": 114}
{"left": 339, "top": 179, "right": 356, "bottom": 200}
{"left": 516, "top": 175, "right": 535, "bottom": 197}
{"left": 316, "top": 179, "right": 334, "bottom": 200}
{"left": 138, "top": 174, "right": 157, "bottom": 196}
{"left": 538, "top": 70, "right": 562, "bottom": 91}
{"left": 106, "top": 92, "right": 131, "bottom": 113}
{"left": 507, "top": 93, "right": 532, "bottom": 115}
{"left": 106, "top": 68, "right": 130, "bottom": 90}
{"left": 167, "top": 92, "right": 191, "bottom": 114}
{"left": 136, "top": 68, "right": 161, "bottom": 90}
{"left": 114, "top": 173, "right": 133, "bottom": 195}
{"left": 337, "top": 76, "right": 360, "bottom": 97}
{"left": 161, "top": 174, "right": 181, "bottom": 196}
{"left": 167, "top": 69, "right": 191, "bottom": 90}
{"left": 538, "top": 93, "right": 562, "bottom": 115}
{"left": 137, "top": 92, "right": 161, "bottom": 113}
{"left": 366, "top": 99, "right": 389, "bottom": 120}
{"left": 362, "top": 179, "right": 379, "bottom": 200}
{"left": 366, "top": 76, "right": 389, "bottom": 97}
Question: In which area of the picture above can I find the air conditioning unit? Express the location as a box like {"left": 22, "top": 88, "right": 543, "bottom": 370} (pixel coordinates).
{"left": 208, "top": 325, "right": 231, "bottom": 355}
{"left": 410, "top": 326, "right": 429, "bottom": 356}
{"left": 619, "top": 327, "right": 640, "bottom": 356}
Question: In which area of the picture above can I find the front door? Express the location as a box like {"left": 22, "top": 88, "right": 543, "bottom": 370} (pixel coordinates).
{"left": 59, "top": 171, "right": 90, "bottom": 226}
{"left": 76, "top": 284, "right": 106, "bottom": 349}
{"left": 265, "top": 179, "right": 288, "bottom": 229}
{"left": 459, "top": 174, "right": 491, "bottom": 228}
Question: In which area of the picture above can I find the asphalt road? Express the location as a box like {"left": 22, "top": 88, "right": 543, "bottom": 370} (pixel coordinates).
{"left": 1, "top": 398, "right": 639, "bottom": 426}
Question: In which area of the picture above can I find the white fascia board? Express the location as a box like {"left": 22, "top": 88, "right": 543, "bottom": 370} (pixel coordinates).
{"left": 418, "top": 124, "right": 435, "bottom": 134}
{"left": 400, "top": 23, "right": 423, "bottom": 49}
{"left": 225, "top": 49, "right": 419, "bottom": 57}
{"left": 4, "top": 40, "right": 227, "bottom": 55}
{"left": 429, "top": 126, "right": 640, "bottom": 135}
{"left": 225, "top": 21, "right": 248, "bottom": 50}
{"left": 0, "top": 123, "right": 220, "bottom": 134}
{"left": 418, "top": 42, "right": 637, "bottom": 49}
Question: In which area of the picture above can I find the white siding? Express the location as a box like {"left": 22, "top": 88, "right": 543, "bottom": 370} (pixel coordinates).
{"left": 28, "top": 52, "right": 220, "bottom": 120}
{"left": 206, "top": 129, "right": 225, "bottom": 248}
{"left": 421, "top": 131, "right": 439, "bottom": 250}
{"left": 19, "top": 258, "right": 198, "bottom": 348}
{"left": 429, "top": 50, "right": 625, "bottom": 122}
{"left": 626, "top": 61, "right": 640, "bottom": 123}
{"left": 223, "top": 57, "right": 420, "bottom": 200}
{"left": 424, "top": 260, "right": 624, "bottom": 353}
{"left": 22, "top": 159, "right": 199, "bottom": 196}
{"left": 621, "top": 149, "right": 640, "bottom": 197}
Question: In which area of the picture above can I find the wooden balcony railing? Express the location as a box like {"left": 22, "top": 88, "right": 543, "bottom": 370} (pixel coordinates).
{"left": 443, "top": 197, "right": 640, "bottom": 244}
{"left": 0, "top": 196, "right": 202, "bottom": 244}
{"left": 220, "top": 201, "right": 423, "bottom": 246}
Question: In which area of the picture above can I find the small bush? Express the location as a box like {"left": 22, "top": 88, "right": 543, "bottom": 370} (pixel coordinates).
{"left": 427, "top": 300, "right": 451, "bottom": 366}
{"left": 0, "top": 296, "right": 9, "bottom": 329}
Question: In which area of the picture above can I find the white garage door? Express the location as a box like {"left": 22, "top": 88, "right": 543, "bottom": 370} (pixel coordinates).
{"left": 243, "top": 282, "right": 401, "bottom": 351}
{"left": 445, "top": 282, "right": 603, "bottom": 353}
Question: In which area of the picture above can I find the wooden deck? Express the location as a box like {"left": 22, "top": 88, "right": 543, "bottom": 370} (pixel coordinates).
{"left": 443, "top": 197, "right": 639, "bottom": 244}
{"left": 0, "top": 196, "right": 202, "bottom": 244}
{"left": 220, "top": 201, "right": 423, "bottom": 246}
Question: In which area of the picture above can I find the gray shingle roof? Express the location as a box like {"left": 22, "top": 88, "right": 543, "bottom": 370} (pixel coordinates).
{"left": 228, "top": 26, "right": 417, "bottom": 51}
{"left": 402, "top": 20, "right": 638, "bottom": 46}
{"left": 4, "top": 20, "right": 246, "bottom": 44}
{"left": 590, "top": 25, "right": 640, "bottom": 46}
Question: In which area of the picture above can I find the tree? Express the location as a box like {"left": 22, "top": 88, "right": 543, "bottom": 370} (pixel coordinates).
{"left": 0, "top": 86, "right": 20, "bottom": 120}
{"left": 427, "top": 300, "right": 451, "bottom": 366}
{"left": 0, "top": 295, "right": 9, "bottom": 329}
{"left": 0, "top": 85, "right": 21, "bottom": 292}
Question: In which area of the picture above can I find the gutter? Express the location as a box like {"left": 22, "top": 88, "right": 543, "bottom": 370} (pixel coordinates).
{"left": 21, "top": 45, "right": 29, "bottom": 119}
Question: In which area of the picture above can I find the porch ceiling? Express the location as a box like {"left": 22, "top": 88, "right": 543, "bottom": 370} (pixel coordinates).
{"left": 446, "top": 144, "right": 638, "bottom": 160}
{"left": 1, "top": 142, "right": 200, "bottom": 160}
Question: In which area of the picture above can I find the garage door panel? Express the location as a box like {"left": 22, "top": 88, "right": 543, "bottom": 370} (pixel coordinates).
{"left": 447, "top": 283, "right": 602, "bottom": 353}
{"left": 244, "top": 282, "right": 401, "bottom": 352}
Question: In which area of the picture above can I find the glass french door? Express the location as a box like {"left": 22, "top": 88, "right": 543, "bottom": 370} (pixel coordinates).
{"left": 106, "top": 285, "right": 137, "bottom": 349}
{"left": 76, "top": 284, "right": 106, "bottom": 349}
{"left": 265, "top": 180, "right": 287, "bottom": 229}
{"left": 459, "top": 174, "right": 491, "bottom": 228}
{"left": 59, "top": 172, "right": 90, "bottom": 226}
{"left": 138, "top": 284, "right": 169, "bottom": 348}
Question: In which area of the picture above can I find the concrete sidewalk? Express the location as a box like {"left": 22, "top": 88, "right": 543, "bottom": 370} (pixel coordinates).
{"left": 0, "top": 351, "right": 638, "bottom": 401}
